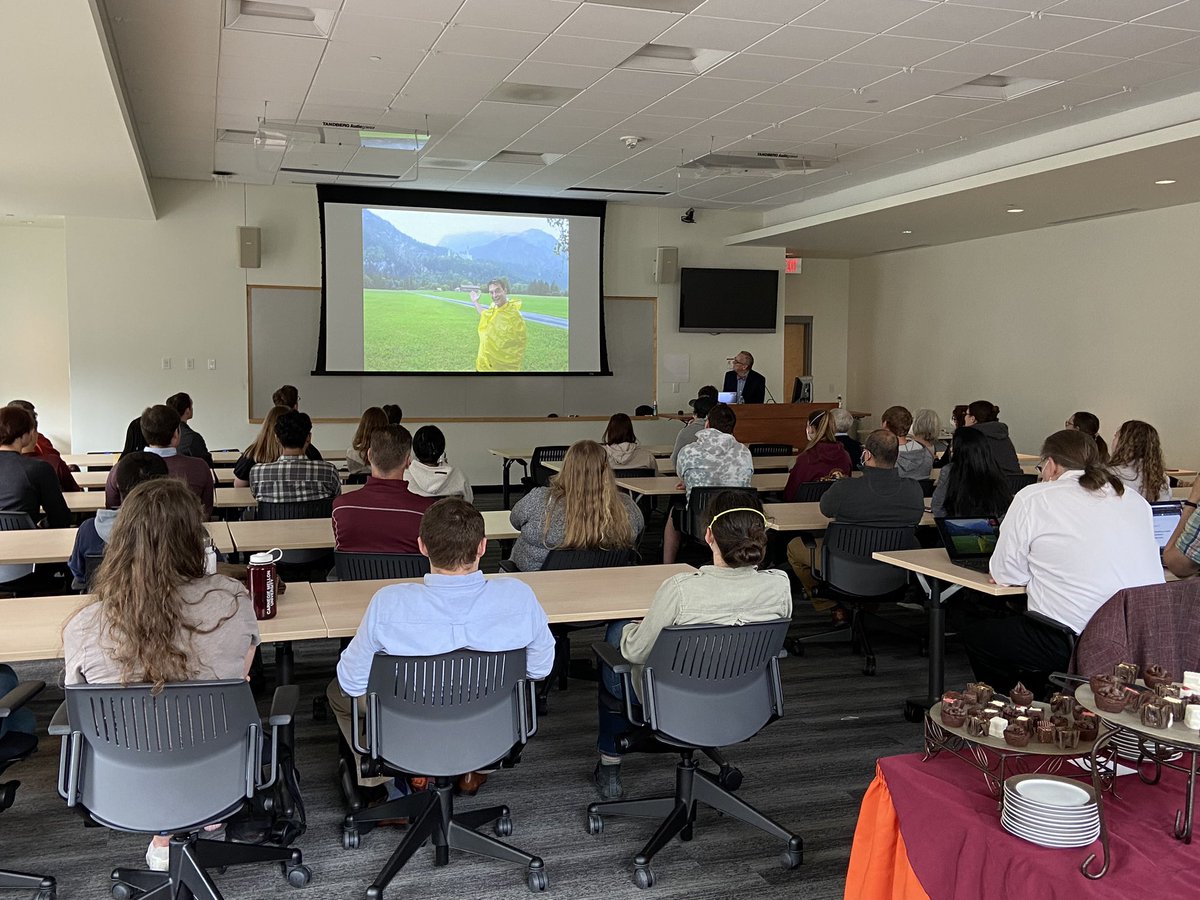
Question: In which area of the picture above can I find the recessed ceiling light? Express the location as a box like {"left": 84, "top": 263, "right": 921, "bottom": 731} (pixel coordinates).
{"left": 369, "top": 55, "right": 381, "bottom": 62}
{"left": 21, "top": 220, "right": 33, "bottom": 225}
{"left": 1006, "top": 206, "right": 1024, "bottom": 213}
{"left": 901, "top": 230, "right": 912, "bottom": 234}
{"left": 1155, "top": 179, "right": 1176, "bottom": 185}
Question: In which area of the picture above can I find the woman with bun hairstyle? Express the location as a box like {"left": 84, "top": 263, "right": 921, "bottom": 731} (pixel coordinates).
{"left": 591, "top": 489, "right": 792, "bottom": 801}
{"left": 964, "top": 400, "right": 1022, "bottom": 477}
{"left": 1066, "top": 411, "right": 1108, "bottom": 462}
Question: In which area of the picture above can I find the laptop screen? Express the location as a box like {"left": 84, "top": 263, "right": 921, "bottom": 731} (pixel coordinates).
{"left": 1150, "top": 501, "right": 1182, "bottom": 549}
{"left": 717, "top": 391, "right": 737, "bottom": 404}
{"left": 936, "top": 517, "right": 1003, "bottom": 559}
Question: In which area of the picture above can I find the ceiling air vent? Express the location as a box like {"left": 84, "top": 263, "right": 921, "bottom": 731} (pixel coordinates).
{"left": 939, "top": 74, "right": 1060, "bottom": 102}
{"left": 490, "top": 151, "right": 564, "bottom": 166}
{"left": 681, "top": 152, "right": 834, "bottom": 174}
{"left": 618, "top": 43, "right": 732, "bottom": 76}
{"left": 583, "top": 0, "right": 705, "bottom": 12}
{"left": 223, "top": 0, "right": 338, "bottom": 37}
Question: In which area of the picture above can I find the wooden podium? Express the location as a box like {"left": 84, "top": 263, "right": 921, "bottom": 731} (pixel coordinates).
{"left": 730, "top": 403, "right": 839, "bottom": 448}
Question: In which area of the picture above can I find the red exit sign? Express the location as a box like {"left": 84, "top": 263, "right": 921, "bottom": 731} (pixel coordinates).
{"left": 785, "top": 257, "right": 801, "bottom": 274}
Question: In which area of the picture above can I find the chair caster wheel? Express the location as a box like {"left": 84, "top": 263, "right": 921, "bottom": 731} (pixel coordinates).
{"left": 286, "top": 864, "right": 312, "bottom": 888}
{"left": 587, "top": 812, "right": 603, "bottom": 835}
{"left": 111, "top": 884, "right": 135, "bottom": 900}
{"left": 343, "top": 829, "right": 360, "bottom": 849}
{"left": 781, "top": 848, "right": 803, "bottom": 869}
{"left": 527, "top": 867, "right": 548, "bottom": 892}
{"left": 633, "top": 865, "right": 655, "bottom": 889}
{"left": 717, "top": 765, "right": 743, "bottom": 791}
{"left": 863, "top": 658, "right": 877, "bottom": 676}
{"left": 494, "top": 815, "right": 513, "bottom": 837}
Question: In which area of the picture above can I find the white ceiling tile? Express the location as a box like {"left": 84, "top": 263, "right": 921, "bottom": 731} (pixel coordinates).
{"left": 375, "top": 111, "right": 462, "bottom": 134}
{"left": 750, "top": 26, "right": 871, "bottom": 59}
{"left": 529, "top": 35, "right": 641, "bottom": 67}
{"left": 862, "top": 67, "right": 983, "bottom": 99}
{"left": 996, "top": 50, "right": 1121, "bottom": 79}
{"left": 1073, "top": 57, "right": 1194, "bottom": 86}
{"left": 310, "top": 59, "right": 415, "bottom": 94}
{"left": 218, "top": 74, "right": 312, "bottom": 103}
{"left": 1139, "top": 0, "right": 1200, "bottom": 29}
{"left": 952, "top": 0, "right": 1059, "bottom": 10}
{"left": 668, "top": 76, "right": 774, "bottom": 101}
{"left": 507, "top": 60, "right": 608, "bottom": 89}
{"left": 710, "top": 102, "right": 806, "bottom": 125}
{"left": 695, "top": 0, "right": 823, "bottom": 24}
{"left": 1140, "top": 35, "right": 1200, "bottom": 63}
{"left": 569, "top": 89, "right": 655, "bottom": 113}
{"left": 591, "top": 69, "right": 694, "bottom": 96}
{"left": 654, "top": 16, "right": 780, "bottom": 52}
{"left": 708, "top": 53, "right": 818, "bottom": 82}
{"left": 816, "top": 89, "right": 915, "bottom": 113}
{"left": 894, "top": 94, "right": 999, "bottom": 117}
{"left": 787, "top": 107, "right": 879, "bottom": 129}
{"left": 911, "top": 115, "right": 1005, "bottom": 137}
{"left": 797, "top": 0, "right": 936, "bottom": 33}
{"left": 318, "top": 41, "right": 420, "bottom": 77}
{"left": 610, "top": 113, "right": 703, "bottom": 136}
{"left": 979, "top": 14, "right": 1116, "bottom": 51}
{"left": 219, "top": 54, "right": 320, "bottom": 86}
{"left": 219, "top": 28, "right": 326, "bottom": 64}
{"left": 921, "top": 42, "right": 1042, "bottom": 74}
{"left": 834, "top": 35, "right": 961, "bottom": 67}
{"left": 388, "top": 90, "right": 481, "bottom": 117}
{"left": 299, "top": 103, "right": 390, "bottom": 124}
{"left": 454, "top": 0, "right": 578, "bottom": 31}
{"left": 540, "top": 106, "right": 631, "bottom": 128}
{"left": 304, "top": 87, "right": 397, "bottom": 109}
{"left": 639, "top": 95, "right": 733, "bottom": 118}
{"left": 331, "top": 14, "right": 446, "bottom": 50}
{"left": 556, "top": 4, "right": 681, "bottom": 42}
{"left": 1046, "top": 0, "right": 1184, "bottom": 20}
{"left": 216, "top": 97, "right": 303, "bottom": 129}
{"left": 342, "top": 0, "right": 465, "bottom": 21}
{"left": 753, "top": 82, "right": 855, "bottom": 106}
{"left": 434, "top": 24, "right": 546, "bottom": 59}
{"left": 860, "top": 111, "right": 944, "bottom": 131}
{"left": 788, "top": 60, "right": 900, "bottom": 89}
{"left": 1063, "top": 23, "right": 1197, "bottom": 56}
{"left": 888, "top": 4, "right": 1027, "bottom": 41}
{"left": 409, "top": 52, "right": 517, "bottom": 85}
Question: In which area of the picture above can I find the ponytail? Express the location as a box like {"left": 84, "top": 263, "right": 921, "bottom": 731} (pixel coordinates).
{"left": 1078, "top": 463, "right": 1123, "bottom": 495}
{"left": 1043, "top": 429, "right": 1122, "bottom": 495}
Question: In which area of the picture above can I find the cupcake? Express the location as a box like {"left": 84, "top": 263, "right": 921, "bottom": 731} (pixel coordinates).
{"left": 962, "top": 689, "right": 980, "bottom": 705}
{"left": 1009, "top": 682, "right": 1034, "bottom": 706}
{"left": 1090, "top": 673, "right": 1125, "bottom": 695}
{"left": 1144, "top": 665, "right": 1173, "bottom": 689}
{"left": 1093, "top": 684, "right": 1130, "bottom": 714}
{"left": 940, "top": 700, "right": 968, "bottom": 729}
{"left": 941, "top": 690, "right": 963, "bottom": 705}
{"left": 1004, "top": 724, "right": 1031, "bottom": 748}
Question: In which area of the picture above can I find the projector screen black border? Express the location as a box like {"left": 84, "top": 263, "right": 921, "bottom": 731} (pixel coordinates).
{"left": 314, "top": 184, "right": 609, "bottom": 377}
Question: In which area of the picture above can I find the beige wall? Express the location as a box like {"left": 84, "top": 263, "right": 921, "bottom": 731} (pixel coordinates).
{"left": 785, "top": 258, "right": 849, "bottom": 403}
{"left": 847, "top": 201, "right": 1200, "bottom": 464}
{"left": 0, "top": 225, "right": 71, "bottom": 449}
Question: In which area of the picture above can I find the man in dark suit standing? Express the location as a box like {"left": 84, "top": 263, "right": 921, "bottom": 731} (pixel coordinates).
{"left": 722, "top": 350, "right": 766, "bottom": 404}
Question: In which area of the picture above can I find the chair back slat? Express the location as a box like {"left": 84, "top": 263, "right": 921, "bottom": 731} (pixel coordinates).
{"left": 790, "top": 481, "right": 835, "bottom": 503}
{"left": 255, "top": 499, "right": 334, "bottom": 520}
{"left": 541, "top": 548, "right": 630, "bottom": 570}
{"left": 821, "top": 523, "right": 918, "bottom": 598}
{"left": 748, "top": 444, "right": 795, "bottom": 457}
{"left": 0, "top": 511, "right": 35, "bottom": 532}
{"left": 530, "top": 446, "right": 569, "bottom": 488}
{"left": 334, "top": 552, "right": 430, "bottom": 581}
{"left": 684, "top": 486, "right": 758, "bottom": 543}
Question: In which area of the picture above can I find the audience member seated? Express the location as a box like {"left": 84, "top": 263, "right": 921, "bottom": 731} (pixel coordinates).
{"left": 1107, "top": 419, "right": 1170, "bottom": 501}
{"left": 165, "top": 392, "right": 213, "bottom": 467}
{"left": 930, "top": 427, "right": 1013, "bottom": 518}
{"left": 405, "top": 425, "right": 473, "bottom": 503}
{"left": 68, "top": 452, "right": 167, "bottom": 588}
{"left": 883, "top": 405, "right": 932, "bottom": 481}
{"left": 62, "top": 477, "right": 260, "bottom": 870}
{"left": 120, "top": 416, "right": 146, "bottom": 456}
{"left": 910, "top": 408, "right": 942, "bottom": 465}
{"left": 382, "top": 404, "right": 403, "bottom": 425}
{"left": 332, "top": 425, "right": 434, "bottom": 554}
{"left": 0, "top": 405, "right": 70, "bottom": 528}
{"left": 104, "top": 405, "right": 214, "bottom": 517}
{"left": 783, "top": 410, "right": 851, "bottom": 500}
{"left": 1066, "top": 410, "right": 1108, "bottom": 462}
{"left": 0, "top": 663, "right": 35, "bottom": 739}
{"left": 345, "top": 406, "right": 388, "bottom": 477}
{"left": 249, "top": 410, "right": 341, "bottom": 504}
{"left": 965, "top": 400, "right": 1022, "bottom": 477}
{"left": 831, "top": 408, "right": 862, "bottom": 471}
{"left": 509, "top": 440, "right": 643, "bottom": 572}
{"left": 233, "top": 405, "right": 288, "bottom": 487}
{"left": 328, "top": 498, "right": 554, "bottom": 799}
{"left": 634, "top": 404, "right": 654, "bottom": 416}
{"left": 6, "top": 399, "right": 79, "bottom": 491}
{"left": 670, "top": 393, "right": 715, "bottom": 468}
{"left": 593, "top": 490, "right": 791, "bottom": 800}
{"left": 271, "top": 384, "right": 324, "bottom": 459}
{"left": 787, "top": 429, "right": 923, "bottom": 624}
{"left": 663, "top": 403, "right": 753, "bottom": 565}
{"left": 601, "top": 413, "right": 659, "bottom": 473}
{"left": 969, "top": 430, "right": 1164, "bottom": 695}
{"left": 1164, "top": 478, "right": 1200, "bottom": 578}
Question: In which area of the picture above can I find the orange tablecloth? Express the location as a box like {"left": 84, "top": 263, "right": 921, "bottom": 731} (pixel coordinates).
{"left": 844, "top": 762, "right": 930, "bottom": 900}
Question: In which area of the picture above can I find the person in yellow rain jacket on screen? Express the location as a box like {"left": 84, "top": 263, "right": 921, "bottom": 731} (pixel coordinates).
{"left": 470, "top": 278, "right": 527, "bottom": 372}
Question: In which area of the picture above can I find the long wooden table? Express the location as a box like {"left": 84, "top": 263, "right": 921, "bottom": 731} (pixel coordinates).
{"left": 62, "top": 451, "right": 348, "bottom": 469}
{"left": 226, "top": 510, "right": 519, "bottom": 553}
{"left": 543, "top": 455, "right": 796, "bottom": 477}
{"left": 615, "top": 472, "right": 788, "bottom": 497}
{"left": 0, "top": 521, "right": 235, "bottom": 565}
{"left": 313, "top": 563, "right": 695, "bottom": 637}
{"left": 488, "top": 445, "right": 676, "bottom": 509}
{"left": 64, "top": 484, "right": 364, "bottom": 514}
{"left": 0, "top": 581, "right": 326, "bottom": 664}
{"left": 71, "top": 468, "right": 358, "bottom": 489}
{"left": 764, "top": 502, "right": 935, "bottom": 532}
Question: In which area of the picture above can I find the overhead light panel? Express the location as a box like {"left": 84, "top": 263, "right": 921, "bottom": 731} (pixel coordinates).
{"left": 224, "top": 0, "right": 339, "bottom": 37}
{"left": 1155, "top": 179, "right": 1177, "bottom": 185}
{"left": 618, "top": 43, "right": 732, "bottom": 76}
{"left": 1006, "top": 206, "right": 1024, "bottom": 213}
{"left": 939, "top": 74, "right": 1059, "bottom": 102}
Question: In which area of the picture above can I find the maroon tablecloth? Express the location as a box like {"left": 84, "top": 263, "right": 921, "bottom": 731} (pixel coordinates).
{"left": 880, "top": 751, "right": 1199, "bottom": 899}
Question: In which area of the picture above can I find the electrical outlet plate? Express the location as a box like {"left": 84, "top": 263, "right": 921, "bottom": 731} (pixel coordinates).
{"left": 161, "top": 357, "right": 171, "bottom": 370}
{"left": 207, "top": 359, "right": 216, "bottom": 370}
{"left": 186, "top": 358, "right": 195, "bottom": 370}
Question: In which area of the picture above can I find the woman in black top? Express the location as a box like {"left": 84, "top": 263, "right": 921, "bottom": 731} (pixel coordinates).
{"left": 0, "top": 406, "right": 70, "bottom": 528}
{"left": 930, "top": 427, "right": 1013, "bottom": 519}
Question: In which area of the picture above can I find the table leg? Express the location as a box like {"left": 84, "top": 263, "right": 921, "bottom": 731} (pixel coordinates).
{"left": 1174, "top": 750, "right": 1197, "bottom": 843}
{"left": 904, "top": 579, "right": 944, "bottom": 722}
{"left": 502, "top": 458, "right": 514, "bottom": 509}
{"left": 275, "top": 641, "right": 295, "bottom": 748}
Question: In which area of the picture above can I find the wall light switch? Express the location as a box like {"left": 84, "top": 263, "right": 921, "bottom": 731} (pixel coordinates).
{"left": 185, "top": 357, "right": 195, "bottom": 370}
{"left": 207, "top": 359, "right": 216, "bottom": 370}
{"left": 161, "top": 357, "right": 172, "bottom": 370}
{"left": 671, "top": 383, "right": 680, "bottom": 394}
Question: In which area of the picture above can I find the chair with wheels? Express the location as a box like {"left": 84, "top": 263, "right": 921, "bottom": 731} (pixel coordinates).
{"left": 334, "top": 552, "right": 430, "bottom": 581}
{"left": 1, "top": 680, "right": 56, "bottom": 899}
{"left": 340, "top": 649, "right": 547, "bottom": 898}
{"left": 788, "top": 523, "right": 920, "bottom": 676}
{"left": 789, "top": 481, "right": 835, "bottom": 503}
{"left": 586, "top": 621, "right": 802, "bottom": 889}
{"left": 52, "top": 680, "right": 309, "bottom": 900}
{"left": 522, "top": 446, "right": 569, "bottom": 490}
{"left": 748, "top": 444, "right": 795, "bottom": 458}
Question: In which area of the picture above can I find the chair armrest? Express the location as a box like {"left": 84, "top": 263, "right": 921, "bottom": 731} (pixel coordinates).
{"left": 48, "top": 701, "right": 70, "bottom": 736}
{"left": 0, "top": 680, "right": 44, "bottom": 718}
{"left": 268, "top": 684, "right": 300, "bottom": 726}
{"left": 591, "top": 641, "right": 631, "bottom": 674}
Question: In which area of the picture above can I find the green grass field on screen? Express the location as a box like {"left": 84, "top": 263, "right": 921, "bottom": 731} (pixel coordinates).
{"left": 363, "top": 289, "right": 569, "bottom": 372}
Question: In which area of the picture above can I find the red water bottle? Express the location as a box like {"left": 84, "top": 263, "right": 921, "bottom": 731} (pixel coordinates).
{"left": 248, "top": 548, "right": 282, "bottom": 620}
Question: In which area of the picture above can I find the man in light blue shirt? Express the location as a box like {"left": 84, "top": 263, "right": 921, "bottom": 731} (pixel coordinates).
{"left": 330, "top": 497, "right": 554, "bottom": 795}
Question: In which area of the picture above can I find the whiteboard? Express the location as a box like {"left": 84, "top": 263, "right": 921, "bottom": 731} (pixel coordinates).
{"left": 247, "top": 286, "right": 655, "bottom": 420}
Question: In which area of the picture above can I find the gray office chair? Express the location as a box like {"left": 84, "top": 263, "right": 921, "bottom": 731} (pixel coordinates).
{"left": 0, "top": 512, "right": 36, "bottom": 588}
{"left": 333, "top": 552, "right": 430, "bottom": 581}
{"left": 1, "top": 680, "right": 56, "bottom": 899}
{"left": 588, "top": 621, "right": 802, "bottom": 889}
{"left": 342, "top": 649, "right": 546, "bottom": 898}
{"left": 53, "top": 680, "right": 309, "bottom": 900}
{"left": 252, "top": 500, "right": 334, "bottom": 571}
{"left": 524, "top": 446, "right": 569, "bottom": 489}
{"left": 748, "top": 443, "right": 795, "bottom": 457}
{"left": 789, "top": 480, "right": 836, "bottom": 503}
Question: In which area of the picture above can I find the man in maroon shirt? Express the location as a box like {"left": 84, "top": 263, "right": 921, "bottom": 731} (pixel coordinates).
{"left": 103, "top": 405, "right": 214, "bottom": 516}
{"left": 7, "top": 399, "right": 80, "bottom": 492}
{"left": 332, "top": 424, "right": 436, "bottom": 553}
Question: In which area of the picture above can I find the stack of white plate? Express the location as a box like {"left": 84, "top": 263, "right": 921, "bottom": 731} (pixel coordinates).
{"left": 1001, "top": 774, "right": 1100, "bottom": 848}
{"left": 1110, "top": 728, "right": 1181, "bottom": 762}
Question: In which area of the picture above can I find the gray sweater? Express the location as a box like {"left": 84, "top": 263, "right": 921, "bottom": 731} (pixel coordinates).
{"left": 508, "top": 486, "right": 644, "bottom": 572}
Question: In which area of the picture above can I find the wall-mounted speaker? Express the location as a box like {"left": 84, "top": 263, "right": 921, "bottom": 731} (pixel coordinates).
{"left": 653, "top": 246, "right": 678, "bottom": 284}
{"left": 238, "top": 226, "right": 261, "bottom": 268}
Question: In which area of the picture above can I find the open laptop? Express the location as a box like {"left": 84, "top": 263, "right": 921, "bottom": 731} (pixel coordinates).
{"left": 935, "top": 516, "right": 1003, "bottom": 573}
{"left": 717, "top": 391, "right": 737, "bottom": 404}
{"left": 1150, "top": 500, "right": 1183, "bottom": 555}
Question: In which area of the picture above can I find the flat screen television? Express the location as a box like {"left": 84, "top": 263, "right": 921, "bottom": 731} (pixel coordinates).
{"left": 678, "top": 267, "right": 779, "bottom": 333}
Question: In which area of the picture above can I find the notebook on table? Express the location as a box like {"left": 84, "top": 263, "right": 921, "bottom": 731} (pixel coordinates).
{"left": 1150, "top": 501, "right": 1182, "bottom": 555}
{"left": 935, "top": 516, "right": 1003, "bottom": 573}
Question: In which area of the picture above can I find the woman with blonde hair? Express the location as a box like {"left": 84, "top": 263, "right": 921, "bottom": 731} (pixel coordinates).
{"left": 345, "top": 406, "right": 389, "bottom": 476}
{"left": 508, "top": 440, "right": 643, "bottom": 571}
{"left": 783, "top": 409, "right": 851, "bottom": 500}
{"left": 1108, "top": 420, "right": 1170, "bottom": 501}
{"left": 62, "top": 477, "right": 260, "bottom": 870}
{"left": 232, "top": 404, "right": 290, "bottom": 486}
